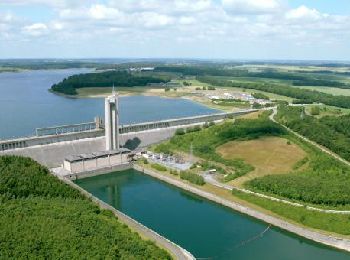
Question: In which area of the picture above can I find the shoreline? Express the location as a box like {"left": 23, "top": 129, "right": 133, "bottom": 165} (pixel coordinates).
{"left": 52, "top": 88, "right": 231, "bottom": 112}
{"left": 133, "top": 165, "right": 350, "bottom": 253}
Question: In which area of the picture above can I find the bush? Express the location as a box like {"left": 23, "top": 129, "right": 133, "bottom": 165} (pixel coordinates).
{"left": 252, "top": 92, "right": 269, "bottom": 100}
{"left": 175, "top": 128, "right": 185, "bottom": 135}
{"left": 186, "top": 125, "right": 201, "bottom": 133}
{"left": 310, "top": 106, "right": 320, "bottom": 115}
{"left": 143, "top": 158, "right": 149, "bottom": 164}
{"left": 180, "top": 171, "right": 205, "bottom": 186}
{"left": 208, "top": 86, "right": 216, "bottom": 90}
{"left": 252, "top": 102, "right": 263, "bottom": 109}
{"left": 169, "top": 170, "right": 179, "bottom": 175}
{"left": 151, "top": 163, "right": 167, "bottom": 172}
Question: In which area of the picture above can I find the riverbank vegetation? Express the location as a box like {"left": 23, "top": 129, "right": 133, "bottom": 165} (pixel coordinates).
{"left": 0, "top": 156, "right": 171, "bottom": 259}
{"left": 232, "top": 189, "right": 350, "bottom": 236}
{"left": 51, "top": 70, "right": 169, "bottom": 95}
{"left": 180, "top": 171, "right": 205, "bottom": 185}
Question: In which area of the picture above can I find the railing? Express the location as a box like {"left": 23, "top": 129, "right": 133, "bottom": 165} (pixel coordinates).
{"left": 35, "top": 117, "right": 103, "bottom": 136}
{"left": 0, "top": 110, "right": 256, "bottom": 152}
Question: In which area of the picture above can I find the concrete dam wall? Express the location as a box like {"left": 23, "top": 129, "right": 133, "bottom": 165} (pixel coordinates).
{"left": 0, "top": 127, "right": 178, "bottom": 168}
{"left": 0, "top": 110, "right": 256, "bottom": 167}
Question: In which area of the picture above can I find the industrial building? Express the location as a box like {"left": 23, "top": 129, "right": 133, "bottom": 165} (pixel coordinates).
{"left": 63, "top": 148, "right": 132, "bottom": 174}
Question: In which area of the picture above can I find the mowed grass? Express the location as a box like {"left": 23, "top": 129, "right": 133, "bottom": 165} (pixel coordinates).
{"left": 216, "top": 137, "right": 306, "bottom": 187}
{"left": 238, "top": 110, "right": 265, "bottom": 119}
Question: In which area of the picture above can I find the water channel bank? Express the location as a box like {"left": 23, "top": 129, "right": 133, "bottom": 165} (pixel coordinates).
{"left": 74, "top": 167, "right": 350, "bottom": 259}
{"left": 134, "top": 165, "right": 350, "bottom": 253}
{"left": 57, "top": 173, "right": 194, "bottom": 260}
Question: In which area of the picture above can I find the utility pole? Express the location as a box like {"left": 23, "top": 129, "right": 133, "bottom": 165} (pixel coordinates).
{"left": 190, "top": 142, "right": 193, "bottom": 163}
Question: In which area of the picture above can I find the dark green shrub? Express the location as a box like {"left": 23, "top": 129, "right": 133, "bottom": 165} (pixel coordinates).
{"left": 151, "top": 163, "right": 167, "bottom": 172}
{"left": 180, "top": 171, "right": 205, "bottom": 186}
{"left": 175, "top": 128, "right": 185, "bottom": 135}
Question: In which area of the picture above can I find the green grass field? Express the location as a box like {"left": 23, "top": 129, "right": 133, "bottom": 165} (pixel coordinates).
{"left": 295, "top": 86, "right": 350, "bottom": 96}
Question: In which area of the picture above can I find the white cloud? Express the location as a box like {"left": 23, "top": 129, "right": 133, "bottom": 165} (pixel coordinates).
{"left": 1, "top": 1, "right": 350, "bottom": 59}
{"left": 89, "top": 4, "right": 123, "bottom": 20}
{"left": 137, "top": 12, "right": 174, "bottom": 28}
{"left": 222, "top": 0, "right": 282, "bottom": 14}
{"left": 22, "top": 23, "right": 48, "bottom": 36}
{"left": 286, "top": 5, "right": 322, "bottom": 21}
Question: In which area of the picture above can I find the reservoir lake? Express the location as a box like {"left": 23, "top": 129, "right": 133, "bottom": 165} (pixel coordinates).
{"left": 0, "top": 69, "right": 218, "bottom": 139}
{"left": 2, "top": 69, "right": 350, "bottom": 259}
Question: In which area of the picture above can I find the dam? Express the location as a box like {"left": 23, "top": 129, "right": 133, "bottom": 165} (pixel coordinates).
{"left": 0, "top": 92, "right": 255, "bottom": 167}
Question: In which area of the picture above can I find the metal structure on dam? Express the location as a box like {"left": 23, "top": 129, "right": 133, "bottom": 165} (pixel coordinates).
{"left": 0, "top": 109, "right": 256, "bottom": 152}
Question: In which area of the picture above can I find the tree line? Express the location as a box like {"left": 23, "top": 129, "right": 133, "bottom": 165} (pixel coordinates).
{"left": 0, "top": 156, "right": 171, "bottom": 259}
{"left": 51, "top": 70, "right": 169, "bottom": 95}
{"left": 198, "top": 76, "right": 350, "bottom": 108}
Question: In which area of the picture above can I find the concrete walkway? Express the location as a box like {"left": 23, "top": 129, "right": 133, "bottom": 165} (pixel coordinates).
{"left": 135, "top": 165, "right": 350, "bottom": 253}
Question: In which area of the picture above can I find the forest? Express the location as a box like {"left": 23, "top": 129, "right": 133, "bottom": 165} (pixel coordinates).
{"left": 276, "top": 105, "right": 350, "bottom": 161}
{"left": 245, "top": 108, "right": 350, "bottom": 206}
{"left": 0, "top": 156, "right": 171, "bottom": 259}
{"left": 51, "top": 70, "right": 169, "bottom": 95}
{"left": 155, "top": 66, "right": 350, "bottom": 88}
{"left": 198, "top": 76, "right": 350, "bottom": 108}
{"left": 247, "top": 148, "right": 350, "bottom": 206}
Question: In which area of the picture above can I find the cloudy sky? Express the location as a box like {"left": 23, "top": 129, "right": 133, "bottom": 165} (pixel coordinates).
{"left": 0, "top": 0, "right": 349, "bottom": 60}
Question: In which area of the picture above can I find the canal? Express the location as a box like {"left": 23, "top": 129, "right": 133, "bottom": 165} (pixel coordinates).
{"left": 75, "top": 169, "right": 350, "bottom": 260}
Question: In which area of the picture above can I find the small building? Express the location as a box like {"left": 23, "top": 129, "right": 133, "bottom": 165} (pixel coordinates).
{"left": 63, "top": 148, "right": 132, "bottom": 173}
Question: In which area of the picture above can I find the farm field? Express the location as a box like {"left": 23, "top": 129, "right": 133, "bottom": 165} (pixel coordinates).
{"left": 295, "top": 86, "right": 350, "bottom": 96}
{"left": 217, "top": 137, "right": 306, "bottom": 187}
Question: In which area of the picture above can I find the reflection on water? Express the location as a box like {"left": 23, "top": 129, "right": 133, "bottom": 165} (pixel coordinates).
{"left": 76, "top": 169, "right": 350, "bottom": 260}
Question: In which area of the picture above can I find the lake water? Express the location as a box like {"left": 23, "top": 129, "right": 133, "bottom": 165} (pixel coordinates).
{"left": 0, "top": 69, "right": 218, "bottom": 139}
{"left": 76, "top": 169, "right": 350, "bottom": 260}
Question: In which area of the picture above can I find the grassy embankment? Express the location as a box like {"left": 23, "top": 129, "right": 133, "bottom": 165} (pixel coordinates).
{"left": 140, "top": 157, "right": 350, "bottom": 237}
{"left": 149, "top": 113, "right": 350, "bottom": 235}
{"left": 0, "top": 156, "right": 171, "bottom": 259}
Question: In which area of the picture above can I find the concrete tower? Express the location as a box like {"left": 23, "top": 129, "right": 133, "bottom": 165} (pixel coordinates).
{"left": 105, "top": 87, "right": 120, "bottom": 151}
